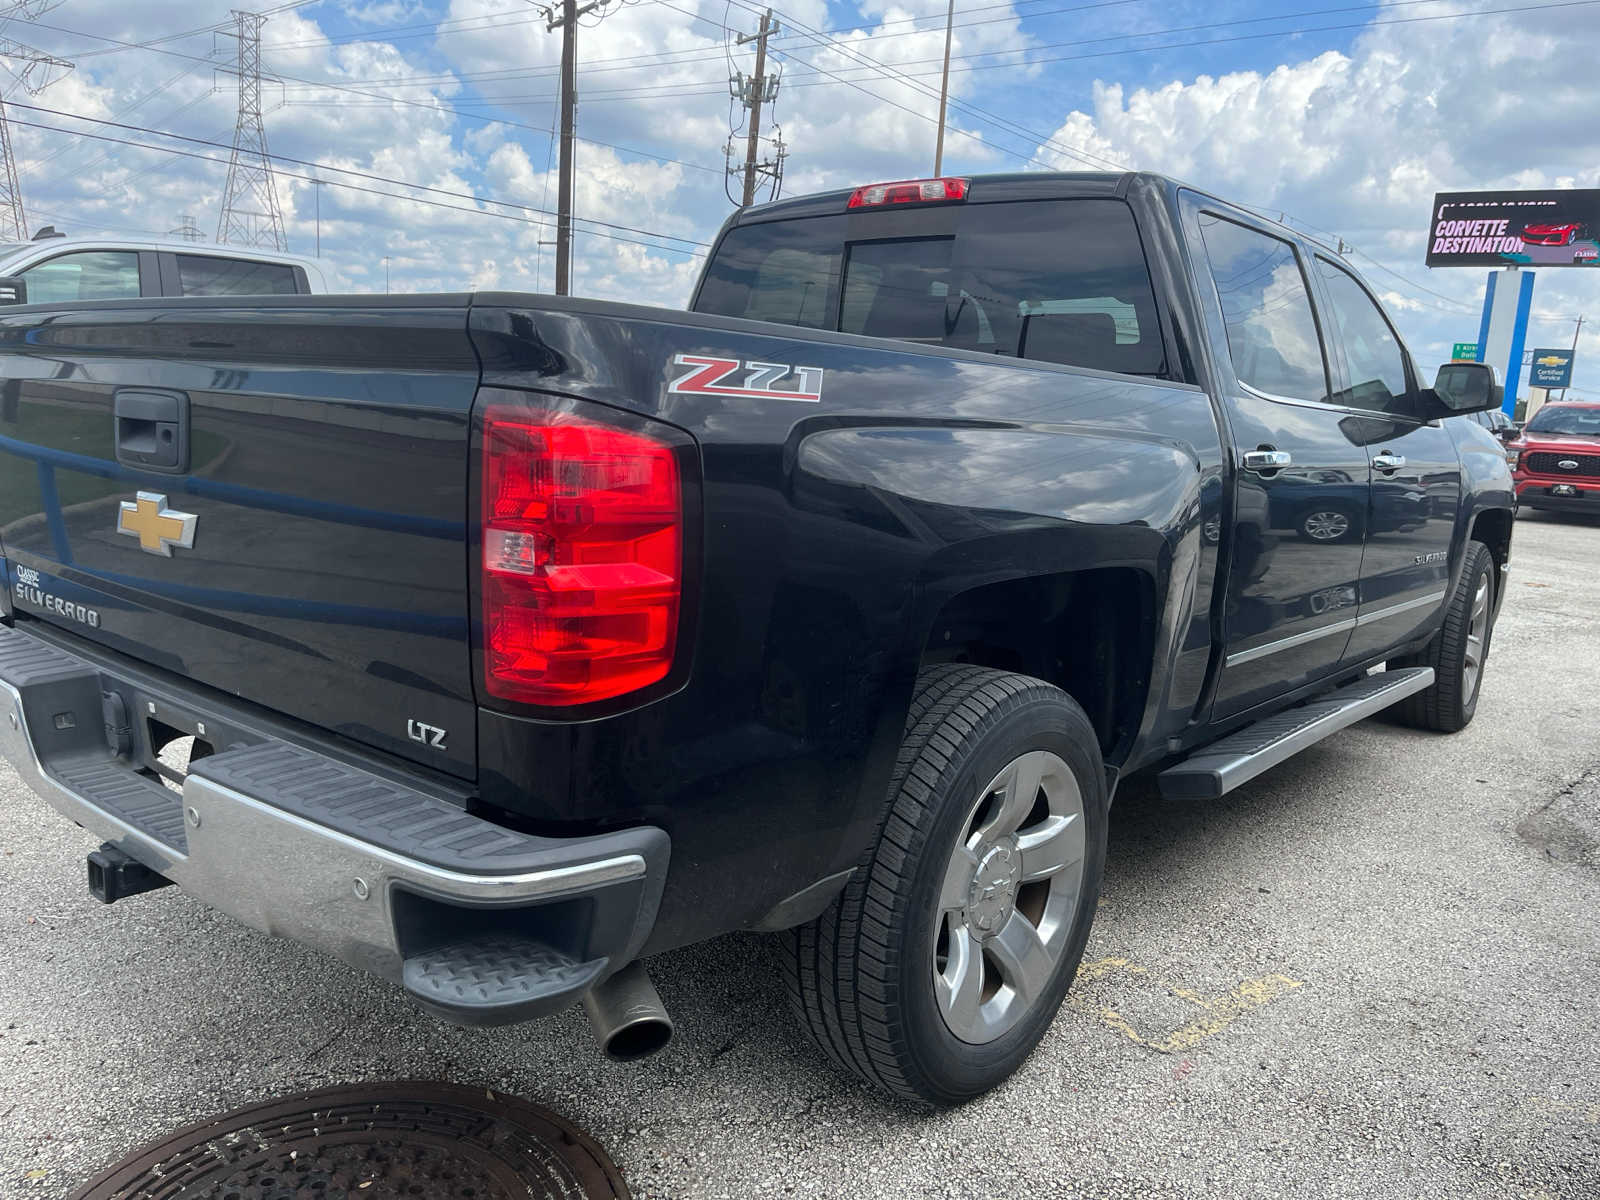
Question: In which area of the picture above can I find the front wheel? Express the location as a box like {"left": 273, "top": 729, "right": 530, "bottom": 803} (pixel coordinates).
{"left": 782, "top": 665, "right": 1108, "bottom": 1105}
{"left": 1391, "top": 540, "right": 1497, "bottom": 732}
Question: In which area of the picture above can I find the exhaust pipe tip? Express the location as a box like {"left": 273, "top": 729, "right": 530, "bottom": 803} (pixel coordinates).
{"left": 583, "top": 961, "right": 673, "bottom": 1062}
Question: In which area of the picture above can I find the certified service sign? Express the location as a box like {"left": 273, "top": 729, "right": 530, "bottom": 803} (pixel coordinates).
{"left": 1528, "top": 349, "right": 1575, "bottom": 389}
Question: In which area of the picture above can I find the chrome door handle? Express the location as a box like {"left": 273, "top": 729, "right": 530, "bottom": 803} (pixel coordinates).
{"left": 1242, "top": 449, "right": 1292, "bottom": 471}
{"left": 1373, "top": 451, "right": 1406, "bottom": 472}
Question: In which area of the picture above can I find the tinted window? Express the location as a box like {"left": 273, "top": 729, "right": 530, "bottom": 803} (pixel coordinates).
{"left": 1316, "top": 258, "right": 1411, "bottom": 413}
{"left": 840, "top": 238, "right": 954, "bottom": 341}
{"left": 1198, "top": 215, "right": 1328, "bottom": 403}
{"left": 176, "top": 255, "right": 298, "bottom": 296}
{"left": 696, "top": 198, "right": 1168, "bottom": 377}
{"left": 20, "top": 250, "right": 141, "bottom": 303}
{"left": 1524, "top": 405, "right": 1600, "bottom": 435}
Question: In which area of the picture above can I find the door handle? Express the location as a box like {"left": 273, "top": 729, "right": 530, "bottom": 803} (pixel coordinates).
{"left": 114, "top": 388, "right": 190, "bottom": 474}
{"left": 1242, "top": 449, "right": 1292, "bottom": 471}
{"left": 1372, "top": 451, "right": 1406, "bottom": 472}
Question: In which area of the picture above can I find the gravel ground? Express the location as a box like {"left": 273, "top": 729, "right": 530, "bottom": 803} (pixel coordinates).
{"left": 1, "top": 511, "right": 1598, "bottom": 1199}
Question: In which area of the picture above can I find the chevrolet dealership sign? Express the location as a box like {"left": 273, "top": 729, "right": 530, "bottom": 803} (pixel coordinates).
{"left": 1427, "top": 189, "right": 1600, "bottom": 268}
{"left": 1528, "top": 349, "right": 1575, "bottom": 389}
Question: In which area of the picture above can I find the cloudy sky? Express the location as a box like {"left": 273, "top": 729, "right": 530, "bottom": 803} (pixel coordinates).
{"left": 6, "top": 0, "right": 1598, "bottom": 392}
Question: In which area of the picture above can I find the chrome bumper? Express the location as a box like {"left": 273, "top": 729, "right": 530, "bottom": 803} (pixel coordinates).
{"left": 0, "top": 622, "right": 667, "bottom": 1023}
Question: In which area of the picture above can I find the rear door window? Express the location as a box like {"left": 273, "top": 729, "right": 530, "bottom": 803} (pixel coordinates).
{"left": 19, "top": 250, "right": 142, "bottom": 303}
{"left": 1197, "top": 214, "right": 1330, "bottom": 404}
{"left": 175, "top": 254, "right": 299, "bottom": 296}
{"left": 695, "top": 198, "right": 1169, "bottom": 377}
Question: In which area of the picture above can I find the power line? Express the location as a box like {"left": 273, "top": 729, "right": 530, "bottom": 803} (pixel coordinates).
{"left": 26, "top": 16, "right": 727, "bottom": 179}
{"left": 8, "top": 109, "right": 709, "bottom": 255}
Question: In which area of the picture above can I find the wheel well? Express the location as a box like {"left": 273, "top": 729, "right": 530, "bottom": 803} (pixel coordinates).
{"left": 1470, "top": 507, "right": 1513, "bottom": 578}
{"left": 919, "top": 568, "right": 1155, "bottom": 764}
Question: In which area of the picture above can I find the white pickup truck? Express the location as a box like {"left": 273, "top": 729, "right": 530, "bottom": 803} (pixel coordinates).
{"left": 0, "top": 231, "right": 325, "bottom": 303}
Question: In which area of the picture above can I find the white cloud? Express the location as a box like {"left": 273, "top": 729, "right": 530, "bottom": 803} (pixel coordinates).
{"left": 1030, "top": 5, "right": 1600, "bottom": 383}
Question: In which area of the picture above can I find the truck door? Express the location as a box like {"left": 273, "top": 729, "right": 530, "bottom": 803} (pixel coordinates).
{"left": 1188, "top": 208, "right": 1369, "bottom": 719}
{"left": 1308, "top": 255, "right": 1461, "bottom": 662}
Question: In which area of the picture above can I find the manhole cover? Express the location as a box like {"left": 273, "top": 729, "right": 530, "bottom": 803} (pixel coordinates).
{"left": 69, "top": 1081, "right": 629, "bottom": 1200}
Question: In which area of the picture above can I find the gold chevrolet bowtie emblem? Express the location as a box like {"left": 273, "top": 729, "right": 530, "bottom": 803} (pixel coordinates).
{"left": 116, "top": 491, "right": 197, "bottom": 557}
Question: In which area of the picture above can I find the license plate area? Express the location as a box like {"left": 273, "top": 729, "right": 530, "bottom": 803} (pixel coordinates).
{"left": 1551, "top": 484, "right": 1579, "bottom": 497}
{"left": 146, "top": 714, "right": 215, "bottom": 791}
{"left": 101, "top": 685, "right": 264, "bottom": 794}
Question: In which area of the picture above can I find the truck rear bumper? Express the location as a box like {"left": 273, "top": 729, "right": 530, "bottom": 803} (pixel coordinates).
{"left": 0, "top": 621, "right": 668, "bottom": 1027}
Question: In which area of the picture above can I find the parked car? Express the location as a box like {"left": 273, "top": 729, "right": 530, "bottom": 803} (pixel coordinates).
{"left": 1465, "top": 404, "right": 1517, "bottom": 441}
{"left": 0, "top": 172, "right": 1512, "bottom": 1106}
{"left": 0, "top": 231, "right": 324, "bottom": 302}
{"left": 1507, "top": 400, "right": 1600, "bottom": 514}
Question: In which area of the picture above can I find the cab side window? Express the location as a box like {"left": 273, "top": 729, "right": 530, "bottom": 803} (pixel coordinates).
{"left": 176, "top": 255, "right": 299, "bottom": 297}
{"left": 19, "top": 251, "right": 141, "bottom": 303}
{"left": 1315, "top": 258, "right": 1412, "bottom": 414}
{"left": 1197, "top": 214, "right": 1330, "bottom": 403}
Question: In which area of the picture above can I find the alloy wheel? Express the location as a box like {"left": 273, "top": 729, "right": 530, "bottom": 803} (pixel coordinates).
{"left": 1303, "top": 510, "right": 1351, "bottom": 541}
{"left": 931, "top": 750, "right": 1087, "bottom": 1045}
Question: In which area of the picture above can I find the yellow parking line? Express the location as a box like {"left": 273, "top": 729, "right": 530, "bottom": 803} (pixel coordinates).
{"left": 1071, "top": 957, "right": 1305, "bottom": 1053}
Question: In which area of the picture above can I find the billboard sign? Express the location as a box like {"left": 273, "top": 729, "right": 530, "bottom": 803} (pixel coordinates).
{"left": 1426, "top": 189, "right": 1600, "bottom": 268}
{"left": 1528, "top": 348, "right": 1575, "bottom": 389}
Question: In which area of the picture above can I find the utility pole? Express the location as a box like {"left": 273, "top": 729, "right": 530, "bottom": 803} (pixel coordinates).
{"left": 541, "top": 0, "right": 606, "bottom": 295}
{"left": 0, "top": 1, "right": 74, "bottom": 242}
{"left": 313, "top": 179, "right": 322, "bottom": 257}
{"left": 1557, "top": 314, "right": 1584, "bottom": 402}
{"left": 932, "top": 0, "right": 954, "bottom": 175}
{"left": 728, "top": 10, "right": 785, "bottom": 207}
{"left": 383, "top": 256, "right": 392, "bottom": 294}
{"left": 217, "top": 9, "right": 287, "bottom": 250}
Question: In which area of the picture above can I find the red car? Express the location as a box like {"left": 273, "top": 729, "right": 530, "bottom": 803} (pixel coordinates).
{"left": 1519, "top": 222, "right": 1586, "bottom": 247}
{"left": 1509, "top": 401, "right": 1600, "bottom": 514}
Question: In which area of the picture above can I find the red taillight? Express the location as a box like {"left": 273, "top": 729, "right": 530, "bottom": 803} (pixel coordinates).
{"left": 847, "top": 177, "right": 969, "bottom": 209}
{"left": 480, "top": 403, "right": 682, "bottom": 707}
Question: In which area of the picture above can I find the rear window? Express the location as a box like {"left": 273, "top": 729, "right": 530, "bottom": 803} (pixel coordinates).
{"left": 695, "top": 198, "right": 1168, "bottom": 377}
{"left": 176, "top": 254, "right": 299, "bottom": 297}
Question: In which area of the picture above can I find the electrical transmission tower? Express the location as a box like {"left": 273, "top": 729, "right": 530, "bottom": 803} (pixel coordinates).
{"left": 217, "top": 9, "right": 287, "bottom": 251}
{"left": 725, "top": 9, "right": 785, "bottom": 208}
{"left": 0, "top": 0, "right": 74, "bottom": 242}
{"left": 169, "top": 214, "right": 203, "bottom": 242}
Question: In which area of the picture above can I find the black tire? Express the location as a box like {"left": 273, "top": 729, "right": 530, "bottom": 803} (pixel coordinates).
{"left": 781, "top": 665, "right": 1108, "bottom": 1106}
{"left": 1390, "top": 541, "right": 1496, "bottom": 732}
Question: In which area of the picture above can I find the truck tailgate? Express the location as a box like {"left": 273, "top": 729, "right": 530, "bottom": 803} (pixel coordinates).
{"left": 0, "top": 297, "right": 479, "bottom": 779}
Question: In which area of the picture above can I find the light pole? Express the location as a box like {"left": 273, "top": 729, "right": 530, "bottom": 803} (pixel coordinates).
{"left": 383, "top": 256, "right": 392, "bottom": 294}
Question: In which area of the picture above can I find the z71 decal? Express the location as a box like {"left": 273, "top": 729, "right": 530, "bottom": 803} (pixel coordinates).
{"left": 668, "top": 354, "right": 824, "bottom": 402}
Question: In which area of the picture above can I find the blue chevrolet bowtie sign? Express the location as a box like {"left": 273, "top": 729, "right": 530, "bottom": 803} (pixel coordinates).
{"left": 1529, "top": 348, "right": 1575, "bottom": 388}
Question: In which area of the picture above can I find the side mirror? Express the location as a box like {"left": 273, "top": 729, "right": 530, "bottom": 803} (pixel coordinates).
{"left": 0, "top": 277, "right": 27, "bottom": 306}
{"left": 1429, "top": 361, "right": 1502, "bottom": 415}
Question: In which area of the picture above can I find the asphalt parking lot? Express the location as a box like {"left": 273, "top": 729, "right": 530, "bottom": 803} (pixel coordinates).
{"left": 1, "top": 511, "right": 1597, "bottom": 1199}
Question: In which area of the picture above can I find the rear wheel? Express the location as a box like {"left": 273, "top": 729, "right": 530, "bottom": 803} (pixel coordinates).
{"left": 1391, "top": 540, "right": 1496, "bottom": 732}
{"left": 781, "top": 665, "right": 1107, "bottom": 1105}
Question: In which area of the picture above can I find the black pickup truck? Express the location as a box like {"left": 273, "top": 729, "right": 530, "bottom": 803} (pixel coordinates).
{"left": 0, "top": 172, "right": 1513, "bottom": 1105}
